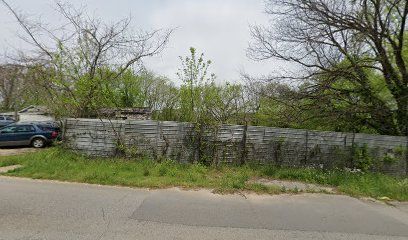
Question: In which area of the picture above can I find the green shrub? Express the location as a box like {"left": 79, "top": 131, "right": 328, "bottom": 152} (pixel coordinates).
{"left": 143, "top": 168, "right": 150, "bottom": 176}
{"left": 352, "top": 144, "right": 374, "bottom": 172}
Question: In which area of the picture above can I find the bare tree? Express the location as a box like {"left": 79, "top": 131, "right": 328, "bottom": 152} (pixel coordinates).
{"left": 0, "top": 63, "right": 25, "bottom": 111}
{"left": 249, "top": 0, "right": 408, "bottom": 136}
{"left": 1, "top": 0, "right": 172, "bottom": 117}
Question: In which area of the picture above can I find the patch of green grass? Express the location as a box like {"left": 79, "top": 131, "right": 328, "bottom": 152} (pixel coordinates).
{"left": 0, "top": 147, "right": 407, "bottom": 201}
{"left": 258, "top": 165, "right": 408, "bottom": 200}
{"left": 0, "top": 158, "right": 19, "bottom": 167}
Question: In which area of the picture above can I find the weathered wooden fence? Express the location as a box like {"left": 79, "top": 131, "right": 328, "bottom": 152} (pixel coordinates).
{"left": 63, "top": 118, "right": 408, "bottom": 176}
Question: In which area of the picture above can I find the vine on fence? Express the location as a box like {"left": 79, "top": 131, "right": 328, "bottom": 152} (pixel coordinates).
{"left": 64, "top": 118, "right": 408, "bottom": 176}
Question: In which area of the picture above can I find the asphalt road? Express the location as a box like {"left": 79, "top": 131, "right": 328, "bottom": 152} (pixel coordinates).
{"left": 1, "top": 177, "right": 408, "bottom": 240}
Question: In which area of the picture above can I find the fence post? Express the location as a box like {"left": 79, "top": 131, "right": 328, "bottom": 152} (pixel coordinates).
{"left": 240, "top": 124, "right": 248, "bottom": 165}
{"left": 303, "top": 130, "right": 309, "bottom": 166}
{"left": 405, "top": 135, "right": 408, "bottom": 176}
{"left": 61, "top": 118, "right": 68, "bottom": 142}
{"left": 192, "top": 123, "right": 204, "bottom": 164}
{"left": 350, "top": 132, "right": 356, "bottom": 168}
{"left": 155, "top": 121, "right": 161, "bottom": 160}
{"left": 212, "top": 126, "right": 219, "bottom": 166}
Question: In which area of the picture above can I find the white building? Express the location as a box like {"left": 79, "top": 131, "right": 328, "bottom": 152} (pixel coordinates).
{"left": 2, "top": 105, "right": 55, "bottom": 123}
{"left": 18, "top": 106, "right": 54, "bottom": 122}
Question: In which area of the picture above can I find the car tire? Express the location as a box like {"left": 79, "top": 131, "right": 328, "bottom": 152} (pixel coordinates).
{"left": 31, "top": 138, "right": 46, "bottom": 148}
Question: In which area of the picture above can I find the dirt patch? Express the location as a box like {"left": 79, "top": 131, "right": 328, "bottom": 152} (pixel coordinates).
{"left": 0, "top": 165, "right": 23, "bottom": 173}
{"left": 0, "top": 148, "right": 37, "bottom": 156}
{"left": 249, "top": 178, "right": 336, "bottom": 193}
{"left": 389, "top": 201, "right": 408, "bottom": 214}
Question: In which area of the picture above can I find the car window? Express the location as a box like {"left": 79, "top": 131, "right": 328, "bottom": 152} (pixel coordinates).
{"left": 38, "top": 126, "right": 48, "bottom": 131}
{"left": 0, "top": 126, "right": 17, "bottom": 133}
{"left": 37, "top": 125, "right": 54, "bottom": 131}
{"left": 5, "top": 117, "right": 14, "bottom": 121}
{"left": 16, "top": 125, "right": 36, "bottom": 133}
{"left": 0, "top": 117, "right": 4, "bottom": 120}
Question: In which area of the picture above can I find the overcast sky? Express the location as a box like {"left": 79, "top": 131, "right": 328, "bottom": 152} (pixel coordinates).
{"left": 0, "top": 0, "right": 278, "bottom": 84}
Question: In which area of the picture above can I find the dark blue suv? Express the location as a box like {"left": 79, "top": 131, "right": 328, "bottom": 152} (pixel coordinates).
{"left": 0, "top": 123, "right": 59, "bottom": 148}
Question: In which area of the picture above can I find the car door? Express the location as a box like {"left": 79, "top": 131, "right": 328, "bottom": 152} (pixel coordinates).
{"left": 0, "top": 125, "right": 19, "bottom": 146}
{"left": 14, "top": 125, "right": 37, "bottom": 146}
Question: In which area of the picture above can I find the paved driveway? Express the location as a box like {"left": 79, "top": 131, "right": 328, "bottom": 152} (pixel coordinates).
{"left": 0, "top": 177, "right": 407, "bottom": 240}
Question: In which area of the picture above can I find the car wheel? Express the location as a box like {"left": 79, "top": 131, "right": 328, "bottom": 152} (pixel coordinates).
{"left": 31, "top": 138, "right": 46, "bottom": 148}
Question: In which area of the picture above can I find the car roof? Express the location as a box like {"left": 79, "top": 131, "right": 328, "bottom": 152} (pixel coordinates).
{"left": 7, "top": 123, "right": 35, "bottom": 126}
{"left": 0, "top": 123, "right": 34, "bottom": 129}
{"left": 22, "top": 122, "right": 57, "bottom": 126}
{"left": 0, "top": 122, "right": 58, "bottom": 128}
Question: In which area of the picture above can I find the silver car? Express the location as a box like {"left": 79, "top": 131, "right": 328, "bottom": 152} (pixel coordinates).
{"left": 0, "top": 115, "right": 16, "bottom": 128}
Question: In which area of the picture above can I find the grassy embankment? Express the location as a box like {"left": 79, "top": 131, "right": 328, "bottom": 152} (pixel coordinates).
{"left": 0, "top": 147, "right": 407, "bottom": 201}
